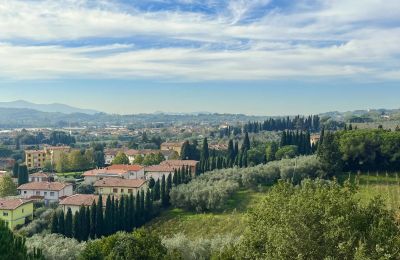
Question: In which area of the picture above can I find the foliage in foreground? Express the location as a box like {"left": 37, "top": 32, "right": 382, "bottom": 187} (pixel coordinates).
{"left": 0, "top": 220, "right": 44, "bottom": 260}
{"left": 26, "top": 233, "right": 86, "bottom": 260}
{"left": 234, "top": 179, "right": 400, "bottom": 259}
{"left": 79, "top": 229, "right": 168, "bottom": 260}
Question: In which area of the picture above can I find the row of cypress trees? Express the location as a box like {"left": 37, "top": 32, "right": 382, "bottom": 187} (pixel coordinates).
{"left": 51, "top": 166, "right": 191, "bottom": 241}
{"left": 280, "top": 130, "right": 314, "bottom": 155}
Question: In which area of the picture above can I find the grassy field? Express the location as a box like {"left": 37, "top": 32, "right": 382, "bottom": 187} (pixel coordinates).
{"left": 148, "top": 172, "right": 400, "bottom": 240}
{"left": 339, "top": 172, "right": 400, "bottom": 211}
{"left": 147, "top": 189, "right": 267, "bottom": 239}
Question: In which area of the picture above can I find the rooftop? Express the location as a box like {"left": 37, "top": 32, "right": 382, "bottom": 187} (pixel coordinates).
{"left": 60, "top": 194, "right": 108, "bottom": 206}
{"left": 17, "top": 181, "right": 71, "bottom": 191}
{"left": 107, "top": 164, "right": 143, "bottom": 171}
{"left": 0, "top": 198, "right": 32, "bottom": 210}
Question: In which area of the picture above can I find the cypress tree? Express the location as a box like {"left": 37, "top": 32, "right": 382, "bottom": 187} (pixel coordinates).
{"left": 128, "top": 193, "right": 135, "bottom": 231}
{"left": 72, "top": 211, "right": 80, "bottom": 241}
{"left": 124, "top": 195, "right": 130, "bottom": 231}
{"left": 12, "top": 162, "right": 19, "bottom": 178}
{"left": 84, "top": 207, "right": 90, "bottom": 241}
{"left": 118, "top": 196, "right": 125, "bottom": 231}
{"left": 65, "top": 208, "right": 73, "bottom": 238}
{"left": 228, "top": 139, "right": 235, "bottom": 163}
{"left": 144, "top": 188, "right": 152, "bottom": 221}
{"left": 140, "top": 189, "right": 145, "bottom": 219}
{"left": 173, "top": 169, "right": 178, "bottom": 186}
{"left": 166, "top": 174, "right": 172, "bottom": 205}
{"left": 58, "top": 210, "right": 65, "bottom": 236}
{"left": 153, "top": 179, "right": 160, "bottom": 201}
{"left": 201, "top": 137, "right": 209, "bottom": 161}
{"left": 135, "top": 191, "right": 142, "bottom": 226}
{"left": 51, "top": 212, "right": 58, "bottom": 233}
{"left": 241, "top": 132, "right": 250, "bottom": 152}
{"left": 112, "top": 197, "right": 118, "bottom": 232}
{"left": 104, "top": 195, "right": 112, "bottom": 235}
{"left": 234, "top": 142, "right": 239, "bottom": 158}
{"left": 79, "top": 206, "right": 87, "bottom": 241}
{"left": 96, "top": 194, "right": 103, "bottom": 237}
{"left": 89, "top": 201, "right": 96, "bottom": 239}
{"left": 161, "top": 175, "right": 167, "bottom": 207}
{"left": 17, "top": 165, "right": 29, "bottom": 186}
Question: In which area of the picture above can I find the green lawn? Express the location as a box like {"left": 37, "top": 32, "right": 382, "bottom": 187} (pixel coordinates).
{"left": 339, "top": 172, "right": 400, "bottom": 211}
{"left": 148, "top": 173, "right": 400, "bottom": 240}
{"left": 147, "top": 189, "right": 267, "bottom": 239}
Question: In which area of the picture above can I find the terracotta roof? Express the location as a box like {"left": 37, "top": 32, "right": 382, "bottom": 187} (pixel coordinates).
{"left": 144, "top": 165, "right": 175, "bottom": 172}
{"left": 17, "top": 182, "right": 71, "bottom": 191}
{"left": 94, "top": 178, "right": 146, "bottom": 188}
{"left": 107, "top": 164, "right": 143, "bottom": 171}
{"left": 0, "top": 198, "right": 32, "bottom": 210}
{"left": 30, "top": 172, "right": 48, "bottom": 177}
{"left": 82, "top": 169, "right": 128, "bottom": 177}
{"left": 60, "top": 194, "right": 108, "bottom": 207}
{"left": 161, "top": 160, "right": 198, "bottom": 167}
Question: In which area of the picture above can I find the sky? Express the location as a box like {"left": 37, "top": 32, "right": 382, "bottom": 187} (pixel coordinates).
{"left": 0, "top": 0, "right": 399, "bottom": 115}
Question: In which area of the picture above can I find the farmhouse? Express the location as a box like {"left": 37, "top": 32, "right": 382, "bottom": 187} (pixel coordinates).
{"left": 17, "top": 182, "right": 73, "bottom": 204}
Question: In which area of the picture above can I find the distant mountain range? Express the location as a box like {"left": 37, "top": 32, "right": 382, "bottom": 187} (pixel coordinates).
{"left": 0, "top": 100, "right": 100, "bottom": 115}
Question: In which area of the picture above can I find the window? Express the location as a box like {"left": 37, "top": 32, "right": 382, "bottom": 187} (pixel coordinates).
{"left": 35, "top": 191, "right": 40, "bottom": 195}
{"left": 3, "top": 212, "right": 8, "bottom": 216}
{"left": 22, "top": 209, "right": 24, "bottom": 213}
{"left": 100, "top": 188, "right": 103, "bottom": 193}
{"left": 128, "top": 189, "right": 133, "bottom": 193}
{"left": 120, "top": 189, "right": 124, "bottom": 193}
{"left": 50, "top": 192, "right": 54, "bottom": 196}
{"left": 23, "top": 191, "right": 27, "bottom": 194}
{"left": 44, "top": 192, "right": 47, "bottom": 196}
{"left": 113, "top": 188, "right": 118, "bottom": 193}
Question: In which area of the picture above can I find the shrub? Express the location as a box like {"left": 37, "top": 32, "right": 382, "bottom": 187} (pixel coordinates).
{"left": 26, "top": 233, "right": 85, "bottom": 260}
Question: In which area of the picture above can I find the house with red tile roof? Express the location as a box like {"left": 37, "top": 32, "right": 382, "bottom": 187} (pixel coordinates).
{"left": 0, "top": 198, "right": 33, "bottom": 229}
{"left": 29, "top": 172, "right": 48, "bottom": 182}
{"left": 60, "top": 194, "right": 108, "bottom": 214}
{"left": 82, "top": 164, "right": 145, "bottom": 184}
{"left": 17, "top": 181, "right": 73, "bottom": 204}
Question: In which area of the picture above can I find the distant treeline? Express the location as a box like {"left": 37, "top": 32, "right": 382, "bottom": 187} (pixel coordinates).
{"left": 219, "top": 115, "right": 321, "bottom": 137}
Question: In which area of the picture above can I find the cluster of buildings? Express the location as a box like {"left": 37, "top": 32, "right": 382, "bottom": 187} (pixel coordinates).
{"left": 0, "top": 158, "right": 198, "bottom": 230}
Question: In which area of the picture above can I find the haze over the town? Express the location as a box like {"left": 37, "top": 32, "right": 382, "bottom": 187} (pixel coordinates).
{"left": 0, "top": 0, "right": 399, "bottom": 115}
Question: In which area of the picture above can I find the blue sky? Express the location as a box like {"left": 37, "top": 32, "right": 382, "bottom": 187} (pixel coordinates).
{"left": 0, "top": 0, "right": 399, "bottom": 115}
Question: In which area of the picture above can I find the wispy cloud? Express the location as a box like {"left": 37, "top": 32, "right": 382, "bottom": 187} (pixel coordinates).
{"left": 0, "top": 0, "right": 399, "bottom": 81}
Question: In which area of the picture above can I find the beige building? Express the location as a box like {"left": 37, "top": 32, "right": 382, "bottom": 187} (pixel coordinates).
{"left": 25, "top": 146, "right": 71, "bottom": 169}
{"left": 160, "top": 142, "right": 183, "bottom": 155}
{"left": 60, "top": 194, "right": 107, "bottom": 214}
{"left": 94, "top": 178, "right": 147, "bottom": 196}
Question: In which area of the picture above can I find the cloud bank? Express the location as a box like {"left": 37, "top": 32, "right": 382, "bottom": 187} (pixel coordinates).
{"left": 0, "top": 0, "right": 399, "bottom": 81}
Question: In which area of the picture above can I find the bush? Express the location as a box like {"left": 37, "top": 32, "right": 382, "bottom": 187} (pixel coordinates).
{"left": 17, "top": 208, "right": 55, "bottom": 237}
{"left": 75, "top": 183, "right": 95, "bottom": 194}
{"left": 26, "top": 233, "right": 85, "bottom": 260}
{"left": 79, "top": 229, "right": 167, "bottom": 260}
{"left": 170, "top": 156, "right": 325, "bottom": 212}
{"left": 162, "top": 233, "right": 239, "bottom": 260}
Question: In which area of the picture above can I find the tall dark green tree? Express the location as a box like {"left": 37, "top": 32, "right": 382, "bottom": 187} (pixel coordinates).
{"left": 72, "top": 211, "right": 80, "bottom": 241}
{"left": 118, "top": 196, "right": 125, "bottom": 231}
{"left": 104, "top": 195, "right": 112, "bottom": 236}
{"left": 128, "top": 193, "right": 135, "bottom": 231}
{"left": 64, "top": 208, "right": 73, "bottom": 238}
{"left": 58, "top": 210, "right": 65, "bottom": 235}
{"left": 161, "top": 175, "right": 167, "bottom": 207}
{"left": 153, "top": 179, "right": 160, "bottom": 201}
{"left": 144, "top": 188, "right": 152, "bottom": 221}
{"left": 166, "top": 174, "right": 172, "bottom": 206}
{"left": 317, "top": 131, "right": 343, "bottom": 177}
{"left": 12, "top": 162, "right": 19, "bottom": 178}
{"left": 17, "top": 165, "right": 29, "bottom": 186}
{"left": 90, "top": 201, "right": 96, "bottom": 239}
{"left": 242, "top": 132, "right": 250, "bottom": 152}
{"left": 50, "top": 212, "right": 58, "bottom": 233}
{"left": 201, "top": 137, "right": 209, "bottom": 161}
{"left": 96, "top": 194, "right": 104, "bottom": 237}
{"left": 135, "top": 191, "right": 142, "bottom": 226}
